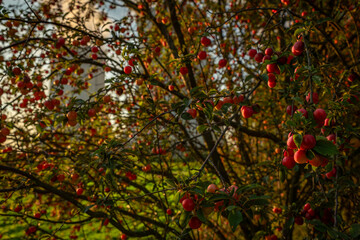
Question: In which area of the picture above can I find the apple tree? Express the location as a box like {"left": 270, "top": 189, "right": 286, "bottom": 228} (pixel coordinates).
{"left": 0, "top": 0, "right": 359, "bottom": 239}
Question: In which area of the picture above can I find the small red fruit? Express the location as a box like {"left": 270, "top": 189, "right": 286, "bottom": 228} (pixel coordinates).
{"left": 182, "top": 198, "right": 195, "bottom": 211}
{"left": 266, "top": 63, "right": 280, "bottom": 74}
{"left": 326, "top": 134, "right": 336, "bottom": 144}
{"left": 300, "top": 135, "right": 316, "bottom": 150}
{"left": 262, "top": 55, "right": 271, "bottom": 62}
{"left": 187, "top": 109, "right": 197, "bottom": 119}
{"left": 241, "top": 106, "right": 253, "bottom": 118}
{"left": 180, "top": 66, "right": 188, "bottom": 75}
{"left": 76, "top": 188, "right": 84, "bottom": 196}
{"left": 286, "top": 105, "right": 297, "bottom": 116}
{"left": 296, "top": 108, "right": 308, "bottom": 118}
{"left": 248, "top": 49, "right": 257, "bottom": 58}
{"left": 88, "top": 108, "right": 96, "bottom": 117}
{"left": 207, "top": 184, "right": 218, "bottom": 193}
{"left": 294, "top": 216, "right": 304, "bottom": 225}
{"left": 308, "top": 154, "right": 323, "bottom": 167}
{"left": 306, "top": 92, "right": 319, "bottom": 104}
{"left": 67, "top": 111, "right": 77, "bottom": 121}
{"left": 348, "top": 73, "right": 357, "bottom": 82}
{"left": 13, "top": 67, "right": 22, "bottom": 75}
{"left": 265, "top": 48, "right": 273, "bottom": 56}
{"left": 303, "top": 203, "right": 311, "bottom": 211}
{"left": 121, "top": 234, "right": 127, "bottom": 240}
{"left": 168, "top": 85, "right": 175, "bottom": 91}
{"left": 188, "top": 216, "right": 202, "bottom": 229}
{"left": 166, "top": 209, "right": 172, "bottom": 215}
{"left": 294, "top": 150, "right": 309, "bottom": 164}
{"left": 292, "top": 40, "right": 305, "bottom": 56}
{"left": 197, "top": 51, "right": 207, "bottom": 60}
{"left": 268, "top": 79, "right": 276, "bottom": 88}
{"left": 273, "top": 207, "right": 282, "bottom": 214}
{"left": 1, "top": 127, "right": 10, "bottom": 136}
{"left": 124, "top": 66, "right": 132, "bottom": 74}
{"left": 200, "top": 36, "right": 211, "bottom": 47}
{"left": 14, "top": 205, "right": 22, "bottom": 212}
{"left": 313, "top": 108, "right": 327, "bottom": 126}
{"left": 218, "top": 59, "right": 227, "bottom": 68}
{"left": 254, "top": 53, "right": 264, "bottom": 63}
{"left": 326, "top": 167, "right": 336, "bottom": 179}
{"left": 282, "top": 156, "right": 296, "bottom": 169}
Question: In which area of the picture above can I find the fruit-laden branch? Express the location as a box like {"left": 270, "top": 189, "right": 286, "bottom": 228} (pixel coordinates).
{"left": 167, "top": 0, "right": 197, "bottom": 89}
{"left": 0, "top": 165, "right": 168, "bottom": 239}
{"left": 229, "top": 121, "right": 283, "bottom": 145}
{"left": 0, "top": 184, "right": 35, "bottom": 193}
{"left": 0, "top": 17, "right": 127, "bottom": 43}
{"left": 0, "top": 213, "right": 92, "bottom": 225}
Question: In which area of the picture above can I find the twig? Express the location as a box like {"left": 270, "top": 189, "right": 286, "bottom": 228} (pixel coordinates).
{"left": 334, "top": 132, "right": 339, "bottom": 228}
{"left": 24, "top": 0, "right": 41, "bottom": 21}
{"left": 121, "top": 110, "right": 173, "bottom": 147}
{"left": 315, "top": 171, "right": 328, "bottom": 202}
{"left": 303, "top": 34, "right": 314, "bottom": 104}
{"left": 190, "top": 125, "right": 229, "bottom": 188}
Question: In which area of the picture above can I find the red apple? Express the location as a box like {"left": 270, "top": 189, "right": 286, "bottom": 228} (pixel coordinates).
{"left": 248, "top": 49, "right": 257, "bottom": 58}
{"left": 313, "top": 108, "right": 327, "bottom": 126}
{"left": 282, "top": 156, "right": 296, "bottom": 169}
{"left": 300, "top": 135, "right": 316, "bottom": 150}
{"left": 241, "top": 106, "right": 253, "bottom": 118}
{"left": 182, "top": 198, "right": 195, "bottom": 211}
{"left": 188, "top": 216, "right": 202, "bottom": 229}
{"left": 294, "top": 150, "right": 309, "bottom": 164}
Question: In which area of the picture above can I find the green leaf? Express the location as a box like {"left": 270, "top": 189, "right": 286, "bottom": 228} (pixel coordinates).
{"left": 203, "top": 108, "right": 213, "bottom": 121}
{"left": 213, "top": 125, "right": 221, "bottom": 133}
{"left": 181, "top": 112, "right": 193, "bottom": 120}
{"left": 312, "top": 75, "right": 322, "bottom": 85}
{"left": 197, "top": 125, "right": 208, "bottom": 133}
{"left": 283, "top": 217, "right": 294, "bottom": 231}
{"left": 313, "top": 139, "right": 339, "bottom": 156}
{"left": 150, "top": 79, "right": 161, "bottom": 86}
{"left": 260, "top": 73, "right": 268, "bottom": 81}
{"left": 294, "top": 28, "right": 306, "bottom": 37}
{"left": 306, "top": 150, "right": 315, "bottom": 160}
{"left": 245, "top": 74, "right": 253, "bottom": 82}
{"left": 278, "top": 64, "right": 285, "bottom": 74}
{"left": 190, "top": 86, "right": 203, "bottom": 96}
{"left": 327, "top": 228, "right": 340, "bottom": 239}
{"left": 226, "top": 205, "right": 237, "bottom": 211}
{"left": 236, "top": 184, "right": 263, "bottom": 193}
{"left": 208, "top": 193, "right": 230, "bottom": 202}
{"left": 316, "top": 17, "right": 332, "bottom": 25}
{"left": 192, "top": 187, "right": 204, "bottom": 195}
{"left": 221, "top": 103, "right": 232, "bottom": 114}
{"left": 293, "top": 134, "right": 303, "bottom": 149}
{"left": 228, "top": 209, "right": 243, "bottom": 232}
{"left": 183, "top": 98, "right": 190, "bottom": 107}
{"left": 179, "top": 227, "right": 191, "bottom": 238}
{"left": 208, "top": 89, "right": 217, "bottom": 95}
{"left": 36, "top": 124, "right": 43, "bottom": 133}
{"left": 286, "top": 121, "right": 295, "bottom": 129}
{"left": 350, "top": 223, "right": 360, "bottom": 238}
{"left": 196, "top": 209, "right": 207, "bottom": 223}
{"left": 309, "top": 219, "right": 327, "bottom": 233}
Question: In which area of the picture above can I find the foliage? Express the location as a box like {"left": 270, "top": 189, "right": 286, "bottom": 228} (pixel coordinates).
{"left": 0, "top": 0, "right": 359, "bottom": 239}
